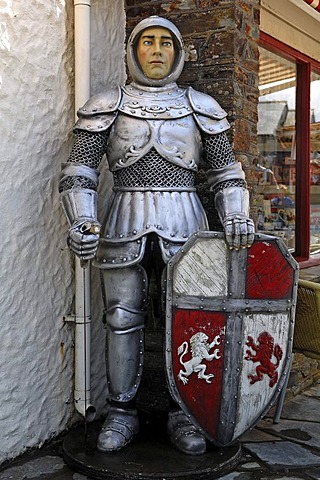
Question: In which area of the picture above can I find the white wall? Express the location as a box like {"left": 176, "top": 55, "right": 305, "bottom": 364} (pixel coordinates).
{"left": 0, "top": 0, "right": 125, "bottom": 464}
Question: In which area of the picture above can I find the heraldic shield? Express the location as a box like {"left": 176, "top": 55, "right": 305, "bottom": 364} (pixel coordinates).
{"left": 165, "top": 231, "right": 298, "bottom": 447}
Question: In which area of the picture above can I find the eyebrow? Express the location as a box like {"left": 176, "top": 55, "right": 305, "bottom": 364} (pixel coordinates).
{"left": 141, "top": 34, "right": 173, "bottom": 40}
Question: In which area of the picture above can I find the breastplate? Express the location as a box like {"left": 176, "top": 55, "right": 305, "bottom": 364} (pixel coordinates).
{"left": 106, "top": 84, "right": 202, "bottom": 172}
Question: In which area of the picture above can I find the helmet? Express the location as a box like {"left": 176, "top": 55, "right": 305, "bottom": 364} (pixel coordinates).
{"left": 127, "top": 16, "right": 185, "bottom": 87}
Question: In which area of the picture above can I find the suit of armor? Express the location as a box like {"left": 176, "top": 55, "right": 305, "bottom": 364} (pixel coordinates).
{"left": 60, "top": 16, "right": 254, "bottom": 455}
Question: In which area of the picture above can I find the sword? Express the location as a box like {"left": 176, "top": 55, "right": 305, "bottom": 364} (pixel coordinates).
{"left": 75, "top": 221, "right": 100, "bottom": 445}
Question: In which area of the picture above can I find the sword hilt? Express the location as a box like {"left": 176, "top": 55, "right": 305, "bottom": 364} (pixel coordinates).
{"left": 79, "top": 221, "right": 101, "bottom": 235}
{"left": 79, "top": 221, "right": 101, "bottom": 268}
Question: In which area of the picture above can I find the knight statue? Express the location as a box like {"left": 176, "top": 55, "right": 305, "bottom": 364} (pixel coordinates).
{"left": 59, "top": 16, "right": 255, "bottom": 455}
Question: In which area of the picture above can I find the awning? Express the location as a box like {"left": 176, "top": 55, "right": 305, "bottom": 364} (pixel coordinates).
{"left": 303, "top": 0, "right": 320, "bottom": 12}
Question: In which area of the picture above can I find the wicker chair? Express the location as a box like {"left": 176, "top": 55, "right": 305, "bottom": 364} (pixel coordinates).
{"left": 293, "top": 278, "right": 320, "bottom": 357}
{"left": 274, "top": 278, "right": 320, "bottom": 423}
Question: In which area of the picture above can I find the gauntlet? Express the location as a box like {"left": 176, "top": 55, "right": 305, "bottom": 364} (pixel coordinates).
{"left": 215, "top": 186, "right": 255, "bottom": 250}
{"left": 60, "top": 188, "right": 100, "bottom": 260}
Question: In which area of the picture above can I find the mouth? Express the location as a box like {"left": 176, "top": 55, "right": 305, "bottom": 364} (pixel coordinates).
{"left": 150, "top": 60, "right": 164, "bottom": 64}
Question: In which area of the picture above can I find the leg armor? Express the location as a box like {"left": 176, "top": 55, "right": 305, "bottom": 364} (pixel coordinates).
{"left": 101, "top": 265, "right": 148, "bottom": 403}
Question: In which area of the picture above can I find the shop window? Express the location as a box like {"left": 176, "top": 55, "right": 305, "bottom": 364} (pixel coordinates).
{"left": 310, "top": 71, "right": 320, "bottom": 254}
{"left": 258, "top": 34, "right": 320, "bottom": 263}
{"left": 257, "top": 47, "right": 296, "bottom": 251}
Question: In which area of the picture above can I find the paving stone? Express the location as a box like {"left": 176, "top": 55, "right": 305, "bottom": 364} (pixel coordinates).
{"left": 38, "top": 469, "right": 78, "bottom": 480}
{"left": 240, "top": 428, "right": 281, "bottom": 443}
{"left": 214, "top": 473, "right": 251, "bottom": 479}
{"left": 304, "top": 383, "right": 320, "bottom": 398}
{"left": 257, "top": 417, "right": 320, "bottom": 449}
{"left": 0, "top": 456, "right": 65, "bottom": 479}
{"left": 275, "top": 395, "right": 320, "bottom": 423}
{"left": 243, "top": 441, "right": 320, "bottom": 470}
{"left": 307, "top": 467, "right": 320, "bottom": 479}
{"left": 240, "top": 462, "right": 262, "bottom": 470}
{"left": 261, "top": 477, "right": 303, "bottom": 480}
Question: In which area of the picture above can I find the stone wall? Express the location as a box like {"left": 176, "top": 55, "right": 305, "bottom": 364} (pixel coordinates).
{"left": 287, "top": 352, "right": 320, "bottom": 397}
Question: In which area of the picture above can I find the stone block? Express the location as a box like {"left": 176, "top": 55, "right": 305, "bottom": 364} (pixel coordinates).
{"left": 244, "top": 441, "right": 320, "bottom": 469}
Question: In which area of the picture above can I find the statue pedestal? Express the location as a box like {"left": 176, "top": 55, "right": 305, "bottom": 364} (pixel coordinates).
{"left": 62, "top": 413, "right": 241, "bottom": 480}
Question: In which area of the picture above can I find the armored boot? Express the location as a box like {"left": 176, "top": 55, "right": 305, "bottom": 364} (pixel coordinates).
{"left": 97, "top": 266, "right": 147, "bottom": 452}
{"left": 167, "top": 410, "right": 206, "bottom": 455}
{"left": 97, "top": 404, "right": 139, "bottom": 452}
{"left": 97, "top": 312, "right": 143, "bottom": 453}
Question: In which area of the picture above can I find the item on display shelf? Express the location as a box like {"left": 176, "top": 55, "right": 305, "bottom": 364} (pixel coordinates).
{"left": 311, "top": 161, "right": 320, "bottom": 185}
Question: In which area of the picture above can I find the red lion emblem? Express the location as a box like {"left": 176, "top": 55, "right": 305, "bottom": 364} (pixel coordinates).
{"left": 245, "top": 331, "right": 283, "bottom": 387}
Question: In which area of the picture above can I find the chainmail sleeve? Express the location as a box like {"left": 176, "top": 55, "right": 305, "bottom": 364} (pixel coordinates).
{"left": 202, "top": 132, "right": 247, "bottom": 195}
{"left": 59, "top": 130, "right": 109, "bottom": 192}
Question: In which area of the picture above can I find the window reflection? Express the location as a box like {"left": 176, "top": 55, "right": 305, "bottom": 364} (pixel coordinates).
{"left": 310, "top": 72, "right": 320, "bottom": 254}
{"left": 257, "top": 47, "right": 296, "bottom": 251}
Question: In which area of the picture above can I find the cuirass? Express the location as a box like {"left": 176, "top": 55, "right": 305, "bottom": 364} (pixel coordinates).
{"left": 106, "top": 84, "right": 202, "bottom": 172}
{"left": 106, "top": 113, "right": 202, "bottom": 172}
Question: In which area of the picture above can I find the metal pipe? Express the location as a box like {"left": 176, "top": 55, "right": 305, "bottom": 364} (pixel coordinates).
{"left": 73, "top": 0, "right": 96, "bottom": 421}
{"left": 74, "top": 0, "right": 91, "bottom": 110}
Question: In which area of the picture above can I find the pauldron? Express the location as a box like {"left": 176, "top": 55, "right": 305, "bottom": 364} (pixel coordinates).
{"left": 75, "top": 86, "right": 122, "bottom": 133}
{"left": 75, "top": 83, "right": 229, "bottom": 132}
{"left": 74, "top": 83, "right": 230, "bottom": 172}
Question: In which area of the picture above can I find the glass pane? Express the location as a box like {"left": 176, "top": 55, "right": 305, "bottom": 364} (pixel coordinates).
{"left": 257, "top": 47, "right": 296, "bottom": 252}
{"left": 310, "top": 71, "right": 320, "bottom": 254}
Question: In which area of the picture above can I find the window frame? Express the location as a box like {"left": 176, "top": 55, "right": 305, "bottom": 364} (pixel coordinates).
{"left": 259, "top": 32, "right": 320, "bottom": 266}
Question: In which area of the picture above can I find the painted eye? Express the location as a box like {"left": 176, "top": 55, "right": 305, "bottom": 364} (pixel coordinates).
{"left": 163, "top": 41, "right": 172, "bottom": 47}
{"left": 143, "top": 40, "right": 152, "bottom": 46}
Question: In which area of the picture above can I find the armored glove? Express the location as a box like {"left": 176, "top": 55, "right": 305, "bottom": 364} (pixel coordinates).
{"left": 223, "top": 214, "right": 255, "bottom": 250}
{"left": 215, "top": 186, "right": 255, "bottom": 250}
{"left": 60, "top": 188, "right": 100, "bottom": 260}
{"left": 67, "top": 220, "right": 101, "bottom": 260}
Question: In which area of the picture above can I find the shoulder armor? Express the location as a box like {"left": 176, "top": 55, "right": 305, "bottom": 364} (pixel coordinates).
{"left": 74, "top": 86, "right": 122, "bottom": 133}
{"left": 187, "top": 87, "right": 230, "bottom": 134}
{"left": 187, "top": 87, "right": 227, "bottom": 119}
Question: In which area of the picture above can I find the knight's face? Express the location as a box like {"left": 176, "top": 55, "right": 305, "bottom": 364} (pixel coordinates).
{"left": 136, "top": 27, "right": 175, "bottom": 80}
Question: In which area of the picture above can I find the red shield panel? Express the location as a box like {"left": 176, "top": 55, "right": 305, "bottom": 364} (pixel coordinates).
{"left": 165, "top": 232, "right": 298, "bottom": 447}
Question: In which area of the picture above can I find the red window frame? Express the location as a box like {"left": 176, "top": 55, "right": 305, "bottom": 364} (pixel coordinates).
{"left": 260, "top": 32, "right": 320, "bottom": 267}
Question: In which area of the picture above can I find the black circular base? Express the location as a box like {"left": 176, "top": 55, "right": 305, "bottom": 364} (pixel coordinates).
{"left": 63, "top": 414, "right": 241, "bottom": 480}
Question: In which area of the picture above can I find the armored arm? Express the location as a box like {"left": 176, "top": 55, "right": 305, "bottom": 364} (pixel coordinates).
{"left": 188, "top": 87, "right": 254, "bottom": 249}
{"left": 203, "top": 132, "right": 255, "bottom": 250}
{"left": 59, "top": 130, "right": 108, "bottom": 260}
{"left": 59, "top": 89, "right": 121, "bottom": 260}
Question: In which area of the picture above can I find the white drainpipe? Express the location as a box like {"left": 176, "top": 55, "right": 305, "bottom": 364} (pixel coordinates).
{"left": 74, "top": 0, "right": 91, "bottom": 115}
{"left": 73, "top": 0, "right": 96, "bottom": 422}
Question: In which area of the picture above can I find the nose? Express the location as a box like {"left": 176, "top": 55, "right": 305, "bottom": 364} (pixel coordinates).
{"left": 153, "top": 39, "right": 162, "bottom": 55}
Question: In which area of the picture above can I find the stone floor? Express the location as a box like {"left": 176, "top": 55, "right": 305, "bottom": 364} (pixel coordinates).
{"left": 1, "top": 382, "right": 320, "bottom": 479}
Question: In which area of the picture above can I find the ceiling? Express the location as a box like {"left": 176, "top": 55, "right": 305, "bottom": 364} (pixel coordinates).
{"left": 259, "top": 49, "right": 296, "bottom": 94}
